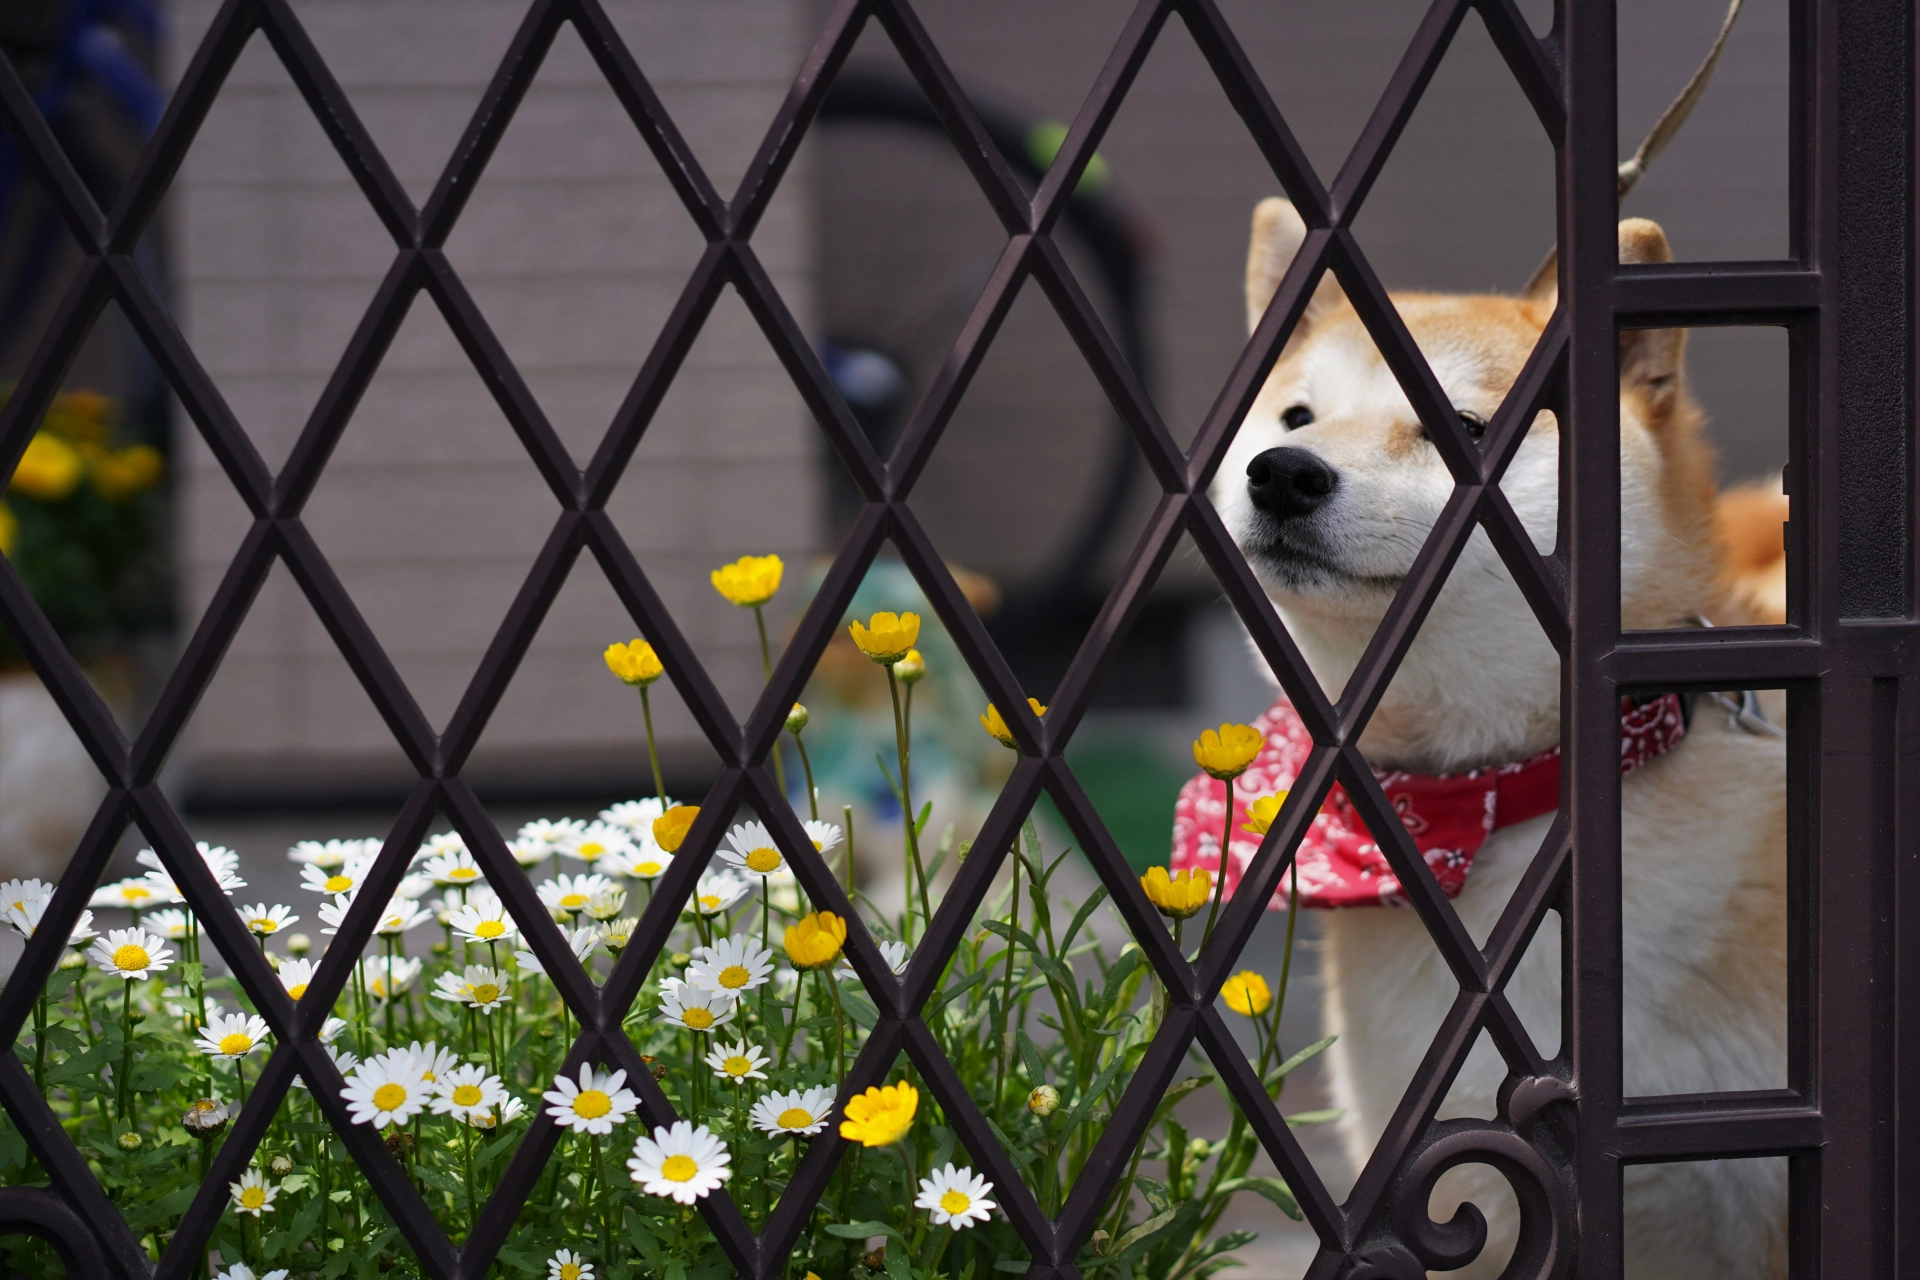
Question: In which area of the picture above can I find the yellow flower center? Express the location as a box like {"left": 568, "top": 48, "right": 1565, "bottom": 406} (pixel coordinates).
{"left": 745, "top": 848, "right": 782, "bottom": 873}
{"left": 698, "top": 895, "right": 721, "bottom": 910}
{"left": 681, "top": 1007, "right": 714, "bottom": 1030}
{"left": 723, "top": 1056, "right": 753, "bottom": 1077}
{"left": 240, "top": 1187, "right": 267, "bottom": 1209}
{"left": 447, "top": 867, "right": 480, "bottom": 881}
{"left": 636, "top": 861, "right": 662, "bottom": 877}
{"left": 286, "top": 983, "right": 308, "bottom": 1000}
{"left": 111, "top": 944, "right": 150, "bottom": 972}
{"left": 372, "top": 1083, "right": 408, "bottom": 1112}
{"left": 660, "top": 1154, "right": 697, "bottom": 1182}
{"left": 122, "top": 887, "right": 151, "bottom": 902}
{"left": 812, "top": 840, "right": 824, "bottom": 851}
{"left": 578, "top": 842, "right": 605, "bottom": 860}
{"left": 718, "top": 965, "right": 751, "bottom": 989}
{"left": 560, "top": 1267, "right": 583, "bottom": 1280}
{"left": 468, "top": 984, "right": 501, "bottom": 1005}
{"left": 560, "top": 894, "right": 588, "bottom": 909}
{"left": 324, "top": 875, "right": 353, "bottom": 892}
{"left": 218, "top": 1033, "right": 253, "bottom": 1056}
{"left": 474, "top": 921, "right": 506, "bottom": 939}
{"left": 940, "top": 1189, "right": 972, "bottom": 1215}
{"left": 573, "top": 1089, "right": 612, "bottom": 1119}
{"left": 452, "top": 1084, "right": 483, "bottom": 1107}
{"left": 777, "top": 1107, "right": 814, "bottom": 1130}
{"left": 251, "top": 918, "right": 277, "bottom": 933}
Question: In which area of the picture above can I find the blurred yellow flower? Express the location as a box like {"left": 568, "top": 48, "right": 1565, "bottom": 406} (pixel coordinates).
{"left": 1241, "top": 791, "right": 1290, "bottom": 836}
{"left": 0, "top": 502, "right": 16, "bottom": 557}
{"left": 849, "top": 611, "right": 919, "bottom": 664}
{"left": 893, "top": 648, "right": 927, "bottom": 684}
{"left": 711, "top": 554, "right": 783, "bottom": 607}
{"left": 980, "top": 697, "right": 1047, "bottom": 748}
{"left": 10, "top": 433, "right": 82, "bottom": 500}
{"left": 651, "top": 805, "right": 699, "bottom": 854}
{"left": 604, "top": 639, "right": 664, "bottom": 687}
{"left": 1139, "top": 866, "right": 1211, "bottom": 919}
{"left": 1193, "top": 723, "right": 1262, "bottom": 780}
{"left": 839, "top": 1080, "right": 918, "bottom": 1147}
{"left": 1221, "top": 970, "right": 1271, "bottom": 1017}
{"left": 784, "top": 911, "right": 846, "bottom": 970}
{"left": 90, "top": 444, "right": 162, "bottom": 502}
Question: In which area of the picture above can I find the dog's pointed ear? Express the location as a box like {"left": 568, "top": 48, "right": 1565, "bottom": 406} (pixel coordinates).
{"left": 1616, "top": 218, "right": 1685, "bottom": 400}
{"left": 1246, "top": 198, "right": 1343, "bottom": 337}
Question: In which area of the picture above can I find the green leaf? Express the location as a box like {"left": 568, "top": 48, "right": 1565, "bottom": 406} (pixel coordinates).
{"left": 1061, "top": 885, "right": 1110, "bottom": 954}
{"left": 994, "top": 1262, "right": 1030, "bottom": 1274}
{"left": 928, "top": 964, "right": 993, "bottom": 1016}
{"left": 885, "top": 1247, "right": 916, "bottom": 1280}
{"left": 1016, "top": 1029, "right": 1048, "bottom": 1087}
{"left": 1269, "top": 1034, "right": 1336, "bottom": 1082}
{"left": 1112, "top": 1206, "right": 1179, "bottom": 1255}
{"left": 1058, "top": 1053, "right": 1125, "bottom": 1134}
{"left": 839, "top": 990, "right": 880, "bottom": 1030}
{"left": 824, "top": 1220, "right": 906, "bottom": 1245}
{"left": 1283, "top": 1108, "right": 1342, "bottom": 1126}
{"left": 1135, "top": 1174, "right": 1174, "bottom": 1215}
{"left": 1217, "top": 1175, "right": 1302, "bottom": 1221}
{"left": 1099, "top": 948, "right": 1143, "bottom": 1013}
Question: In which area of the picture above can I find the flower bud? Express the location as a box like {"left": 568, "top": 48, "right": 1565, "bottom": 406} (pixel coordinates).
{"left": 893, "top": 648, "right": 926, "bottom": 685}
{"left": 1028, "top": 1084, "right": 1060, "bottom": 1117}
{"left": 182, "top": 1099, "right": 229, "bottom": 1140}
{"left": 269, "top": 1153, "right": 294, "bottom": 1177}
{"left": 58, "top": 950, "right": 85, "bottom": 970}
{"left": 116, "top": 1132, "right": 142, "bottom": 1151}
{"left": 1187, "top": 1137, "right": 1211, "bottom": 1163}
{"left": 286, "top": 933, "right": 312, "bottom": 957}
{"left": 671, "top": 951, "right": 692, "bottom": 969}
{"left": 785, "top": 702, "right": 810, "bottom": 734}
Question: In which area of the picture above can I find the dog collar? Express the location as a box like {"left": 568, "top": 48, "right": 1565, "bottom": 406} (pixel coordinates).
{"left": 1168, "top": 693, "right": 1688, "bottom": 909}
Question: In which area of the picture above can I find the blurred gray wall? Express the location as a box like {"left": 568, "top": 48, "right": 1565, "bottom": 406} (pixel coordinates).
{"left": 167, "top": 0, "right": 820, "bottom": 802}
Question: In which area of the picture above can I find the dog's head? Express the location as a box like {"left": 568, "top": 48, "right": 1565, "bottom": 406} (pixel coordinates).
{"left": 1216, "top": 200, "right": 1729, "bottom": 764}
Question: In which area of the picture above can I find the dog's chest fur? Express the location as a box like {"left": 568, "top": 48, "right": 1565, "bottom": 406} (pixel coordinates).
{"left": 1316, "top": 716, "right": 1788, "bottom": 1278}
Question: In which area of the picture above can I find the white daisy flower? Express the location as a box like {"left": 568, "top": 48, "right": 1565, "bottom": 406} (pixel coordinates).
{"left": 88, "top": 877, "right": 175, "bottom": 910}
{"left": 343, "top": 1055, "right": 428, "bottom": 1126}
{"left": 0, "top": 879, "right": 51, "bottom": 922}
{"left": 89, "top": 927, "right": 172, "bottom": 980}
{"left": 298, "top": 857, "right": 372, "bottom": 898}
{"left": 396, "top": 873, "right": 437, "bottom": 900}
{"left": 403, "top": 1040, "right": 460, "bottom": 1086}
{"left": 559, "top": 822, "right": 632, "bottom": 867}
{"left": 704, "top": 1040, "right": 770, "bottom": 1083}
{"left": 447, "top": 896, "right": 518, "bottom": 944}
{"left": 291, "top": 1042, "right": 359, "bottom": 1093}
{"left": 430, "top": 1064, "right": 507, "bottom": 1123}
{"left": 315, "top": 893, "right": 355, "bottom": 936}
{"left": 416, "top": 831, "right": 468, "bottom": 862}
{"left": 228, "top": 1167, "right": 278, "bottom": 1217}
{"left": 142, "top": 908, "right": 199, "bottom": 941}
{"left": 583, "top": 885, "right": 627, "bottom": 921}
{"left": 418, "top": 847, "right": 486, "bottom": 888}
{"left": 514, "top": 925, "right": 598, "bottom": 977}
{"left": 656, "top": 977, "right": 736, "bottom": 1033}
{"left": 277, "top": 957, "right": 316, "bottom": 1001}
{"left": 319, "top": 1016, "right": 351, "bottom": 1045}
{"left": 543, "top": 1063, "right": 638, "bottom": 1135}
{"left": 237, "top": 902, "right": 299, "bottom": 938}
{"left": 515, "top": 817, "right": 585, "bottom": 856}
{"left": 690, "top": 871, "right": 751, "bottom": 917}
{"left": 837, "top": 939, "right": 911, "bottom": 983}
{"left": 588, "top": 849, "right": 639, "bottom": 878}
{"left": 508, "top": 839, "right": 548, "bottom": 869}
{"left": 802, "top": 819, "right": 844, "bottom": 855}
{"left": 718, "top": 821, "right": 787, "bottom": 878}
{"left": 138, "top": 843, "right": 245, "bottom": 893}
{"left": 599, "top": 798, "right": 672, "bottom": 836}
{"left": 546, "top": 1248, "right": 594, "bottom": 1280}
{"left": 749, "top": 1085, "right": 836, "bottom": 1137}
{"left": 359, "top": 955, "right": 423, "bottom": 1001}
{"left": 288, "top": 838, "right": 375, "bottom": 869}
{"left": 685, "top": 935, "right": 774, "bottom": 996}
{"left": 597, "top": 918, "right": 638, "bottom": 952}
{"left": 626, "top": 849, "right": 672, "bottom": 881}
{"left": 196, "top": 1010, "right": 270, "bottom": 1060}
{"left": 431, "top": 964, "right": 511, "bottom": 1012}
{"left": 916, "top": 1163, "right": 996, "bottom": 1230}
{"left": 215, "top": 1263, "right": 289, "bottom": 1280}
{"left": 375, "top": 897, "right": 434, "bottom": 936}
{"left": 537, "top": 874, "right": 615, "bottom": 917}
{"left": 5, "top": 890, "right": 96, "bottom": 947}
{"left": 479, "top": 1094, "right": 528, "bottom": 1128}
{"left": 627, "top": 1121, "right": 730, "bottom": 1204}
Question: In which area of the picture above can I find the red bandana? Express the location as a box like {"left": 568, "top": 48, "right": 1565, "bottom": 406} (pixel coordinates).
{"left": 1169, "top": 694, "right": 1688, "bottom": 909}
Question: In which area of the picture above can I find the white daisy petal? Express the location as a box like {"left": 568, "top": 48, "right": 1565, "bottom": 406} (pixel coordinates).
{"left": 627, "top": 1120, "right": 730, "bottom": 1204}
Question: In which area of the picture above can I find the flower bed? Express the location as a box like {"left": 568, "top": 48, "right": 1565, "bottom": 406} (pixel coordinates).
{"left": 0, "top": 554, "right": 1331, "bottom": 1280}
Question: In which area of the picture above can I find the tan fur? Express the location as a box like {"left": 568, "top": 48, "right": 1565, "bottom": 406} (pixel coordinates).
{"left": 1223, "top": 202, "right": 1788, "bottom": 1277}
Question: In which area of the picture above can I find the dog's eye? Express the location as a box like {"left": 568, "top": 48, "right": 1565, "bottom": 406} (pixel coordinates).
{"left": 1458, "top": 410, "right": 1488, "bottom": 440}
{"left": 1281, "top": 405, "right": 1314, "bottom": 430}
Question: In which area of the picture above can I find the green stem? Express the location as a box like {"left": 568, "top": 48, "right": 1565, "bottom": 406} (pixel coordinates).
{"left": 1266, "top": 871, "right": 1302, "bottom": 1097}
{"left": 794, "top": 731, "right": 819, "bottom": 820}
{"left": 843, "top": 803, "right": 856, "bottom": 899}
{"left": 462, "top": 1120, "right": 476, "bottom": 1236}
{"left": 1200, "top": 776, "right": 1236, "bottom": 946}
{"left": 886, "top": 667, "right": 929, "bottom": 939}
{"left": 116, "top": 979, "right": 132, "bottom": 1122}
{"left": 592, "top": 1132, "right": 611, "bottom": 1262}
{"left": 32, "top": 990, "right": 46, "bottom": 1095}
{"left": 639, "top": 685, "right": 667, "bottom": 803}
{"left": 991, "top": 847, "right": 1018, "bottom": 1110}
{"left": 754, "top": 606, "right": 790, "bottom": 799}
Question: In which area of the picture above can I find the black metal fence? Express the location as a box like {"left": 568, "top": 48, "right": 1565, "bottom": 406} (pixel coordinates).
{"left": 0, "top": 0, "right": 1908, "bottom": 1275}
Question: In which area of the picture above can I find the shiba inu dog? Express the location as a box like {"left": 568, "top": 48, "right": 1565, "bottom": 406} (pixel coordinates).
{"left": 1215, "top": 199, "right": 1788, "bottom": 1277}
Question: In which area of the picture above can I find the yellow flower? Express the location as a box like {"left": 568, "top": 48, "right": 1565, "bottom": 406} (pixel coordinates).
{"left": 1221, "top": 970, "right": 1272, "bottom": 1017}
{"left": 711, "top": 554, "right": 783, "bottom": 607}
{"left": 1193, "top": 723, "right": 1263, "bottom": 780}
{"left": 90, "top": 444, "right": 162, "bottom": 501}
{"left": 849, "top": 611, "right": 920, "bottom": 664}
{"left": 652, "top": 806, "right": 699, "bottom": 854}
{"left": 10, "top": 433, "right": 82, "bottom": 500}
{"left": 0, "top": 502, "right": 15, "bottom": 557}
{"left": 840, "top": 1080, "right": 918, "bottom": 1147}
{"left": 980, "top": 698, "right": 1047, "bottom": 748}
{"left": 604, "top": 639, "right": 665, "bottom": 687}
{"left": 893, "top": 649, "right": 926, "bottom": 684}
{"left": 1242, "top": 791, "right": 1289, "bottom": 836}
{"left": 783, "top": 911, "right": 847, "bottom": 970}
{"left": 1139, "top": 866, "right": 1211, "bottom": 920}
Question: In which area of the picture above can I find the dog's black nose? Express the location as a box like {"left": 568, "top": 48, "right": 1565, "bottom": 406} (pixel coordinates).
{"left": 1246, "top": 446, "right": 1336, "bottom": 519}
